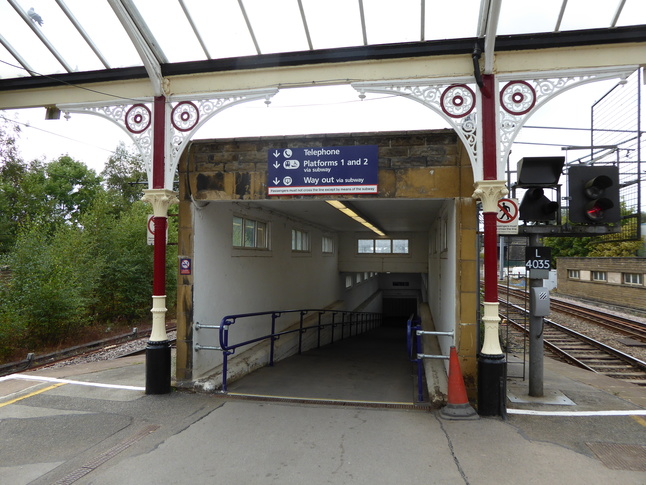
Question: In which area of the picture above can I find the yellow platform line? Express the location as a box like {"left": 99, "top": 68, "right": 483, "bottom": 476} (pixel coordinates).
{"left": 0, "top": 383, "right": 66, "bottom": 408}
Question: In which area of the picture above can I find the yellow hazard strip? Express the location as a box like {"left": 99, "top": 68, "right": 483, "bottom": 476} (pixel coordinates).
{"left": 632, "top": 415, "right": 646, "bottom": 428}
{"left": 0, "top": 383, "right": 66, "bottom": 408}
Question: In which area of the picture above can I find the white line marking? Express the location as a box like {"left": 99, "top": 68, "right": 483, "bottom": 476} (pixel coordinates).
{"left": 0, "top": 374, "right": 145, "bottom": 391}
{"left": 508, "top": 409, "right": 646, "bottom": 416}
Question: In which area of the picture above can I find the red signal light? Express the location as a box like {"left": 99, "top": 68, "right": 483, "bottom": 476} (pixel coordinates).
{"left": 585, "top": 198, "right": 613, "bottom": 222}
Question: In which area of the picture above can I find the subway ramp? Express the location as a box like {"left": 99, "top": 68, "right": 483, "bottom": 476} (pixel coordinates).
{"left": 224, "top": 326, "right": 433, "bottom": 409}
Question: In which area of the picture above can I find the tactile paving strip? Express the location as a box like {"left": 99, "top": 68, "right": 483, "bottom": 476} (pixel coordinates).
{"left": 586, "top": 442, "right": 646, "bottom": 472}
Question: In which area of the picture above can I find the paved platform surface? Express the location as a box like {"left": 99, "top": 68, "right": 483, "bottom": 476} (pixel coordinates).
{"left": 1, "top": 329, "right": 645, "bottom": 485}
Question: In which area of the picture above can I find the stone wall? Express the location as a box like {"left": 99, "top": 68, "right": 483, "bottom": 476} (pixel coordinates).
{"left": 182, "top": 129, "right": 466, "bottom": 201}
{"left": 556, "top": 257, "right": 646, "bottom": 310}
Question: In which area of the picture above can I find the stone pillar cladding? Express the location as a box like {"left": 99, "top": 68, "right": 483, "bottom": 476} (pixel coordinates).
{"left": 176, "top": 130, "right": 477, "bottom": 391}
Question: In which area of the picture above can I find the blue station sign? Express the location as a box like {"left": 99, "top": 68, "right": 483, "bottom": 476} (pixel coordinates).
{"left": 267, "top": 145, "right": 378, "bottom": 196}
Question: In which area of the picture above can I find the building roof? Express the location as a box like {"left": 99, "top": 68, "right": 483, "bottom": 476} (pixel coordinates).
{"left": 1, "top": 0, "right": 645, "bottom": 95}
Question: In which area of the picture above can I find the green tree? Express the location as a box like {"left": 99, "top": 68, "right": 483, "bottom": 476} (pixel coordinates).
{"left": 44, "top": 155, "right": 103, "bottom": 223}
{"left": 0, "top": 114, "right": 21, "bottom": 163}
{"left": 81, "top": 193, "right": 154, "bottom": 323}
{"left": 1, "top": 221, "right": 100, "bottom": 347}
{"left": 588, "top": 240, "right": 643, "bottom": 257}
{"left": 101, "top": 142, "right": 147, "bottom": 205}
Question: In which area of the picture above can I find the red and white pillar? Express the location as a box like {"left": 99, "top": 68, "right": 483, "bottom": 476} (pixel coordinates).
{"left": 473, "top": 74, "right": 508, "bottom": 416}
{"left": 141, "top": 95, "right": 177, "bottom": 394}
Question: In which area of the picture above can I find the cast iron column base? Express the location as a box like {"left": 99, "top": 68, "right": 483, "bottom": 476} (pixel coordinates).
{"left": 145, "top": 340, "right": 171, "bottom": 395}
{"left": 477, "top": 353, "right": 507, "bottom": 417}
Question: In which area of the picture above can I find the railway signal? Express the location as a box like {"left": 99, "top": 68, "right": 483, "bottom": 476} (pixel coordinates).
{"left": 519, "top": 188, "right": 559, "bottom": 222}
{"left": 568, "top": 165, "right": 620, "bottom": 224}
{"left": 515, "top": 157, "right": 565, "bottom": 223}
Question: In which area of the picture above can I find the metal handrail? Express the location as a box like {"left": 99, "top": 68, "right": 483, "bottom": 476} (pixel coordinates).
{"left": 196, "top": 308, "right": 382, "bottom": 392}
{"left": 406, "top": 314, "right": 454, "bottom": 402}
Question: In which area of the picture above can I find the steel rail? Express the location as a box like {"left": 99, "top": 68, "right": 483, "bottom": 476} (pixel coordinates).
{"left": 499, "top": 300, "right": 646, "bottom": 384}
{"left": 0, "top": 326, "right": 177, "bottom": 377}
{"left": 498, "top": 285, "right": 646, "bottom": 341}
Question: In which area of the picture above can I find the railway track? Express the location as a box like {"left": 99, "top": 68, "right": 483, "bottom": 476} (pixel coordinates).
{"left": 498, "top": 298, "right": 646, "bottom": 386}
{"left": 0, "top": 326, "right": 177, "bottom": 377}
{"left": 499, "top": 285, "right": 646, "bottom": 341}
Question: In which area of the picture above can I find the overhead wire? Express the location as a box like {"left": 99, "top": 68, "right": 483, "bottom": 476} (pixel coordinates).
{"left": 0, "top": 115, "right": 119, "bottom": 155}
{"left": 0, "top": 59, "right": 144, "bottom": 103}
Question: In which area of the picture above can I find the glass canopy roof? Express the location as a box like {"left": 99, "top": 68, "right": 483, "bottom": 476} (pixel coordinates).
{"left": 1, "top": 0, "right": 644, "bottom": 81}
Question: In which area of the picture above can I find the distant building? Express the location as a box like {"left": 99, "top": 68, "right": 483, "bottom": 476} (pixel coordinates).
{"left": 556, "top": 257, "right": 646, "bottom": 311}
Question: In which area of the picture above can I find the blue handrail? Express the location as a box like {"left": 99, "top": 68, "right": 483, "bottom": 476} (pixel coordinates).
{"left": 212, "top": 308, "right": 382, "bottom": 392}
{"left": 406, "top": 314, "right": 424, "bottom": 402}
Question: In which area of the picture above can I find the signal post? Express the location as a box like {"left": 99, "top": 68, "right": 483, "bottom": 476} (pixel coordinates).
{"left": 513, "top": 157, "right": 621, "bottom": 397}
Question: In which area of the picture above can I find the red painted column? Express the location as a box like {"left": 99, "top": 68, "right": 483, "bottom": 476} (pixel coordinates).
{"left": 152, "top": 97, "right": 167, "bottom": 300}
{"left": 152, "top": 96, "right": 166, "bottom": 190}
{"left": 145, "top": 95, "right": 172, "bottom": 395}
{"left": 481, "top": 74, "right": 498, "bottom": 305}
{"left": 476, "top": 74, "right": 507, "bottom": 417}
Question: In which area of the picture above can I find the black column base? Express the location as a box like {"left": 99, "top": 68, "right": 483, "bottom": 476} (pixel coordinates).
{"left": 146, "top": 340, "right": 171, "bottom": 395}
{"left": 477, "top": 353, "right": 507, "bottom": 417}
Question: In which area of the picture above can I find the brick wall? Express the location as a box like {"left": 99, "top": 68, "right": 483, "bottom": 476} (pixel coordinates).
{"left": 556, "top": 257, "right": 646, "bottom": 310}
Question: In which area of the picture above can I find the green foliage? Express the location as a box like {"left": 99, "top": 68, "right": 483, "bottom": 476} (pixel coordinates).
{"left": 101, "top": 142, "right": 147, "bottom": 205}
{"left": 82, "top": 193, "right": 154, "bottom": 322}
{"left": 0, "top": 221, "right": 99, "bottom": 347}
{"left": 587, "top": 240, "right": 644, "bottom": 257}
{"left": 44, "top": 155, "right": 103, "bottom": 222}
{"left": 543, "top": 236, "right": 594, "bottom": 259}
{"left": 544, "top": 235, "right": 643, "bottom": 263}
{"left": 0, "top": 135, "right": 178, "bottom": 360}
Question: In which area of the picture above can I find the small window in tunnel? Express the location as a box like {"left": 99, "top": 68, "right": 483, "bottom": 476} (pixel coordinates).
{"left": 322, "top": 235, "right": 334, "bottom": 253}
{"left": 292, "top": 229, "right": 310, "bottom": 252}
{"left": 375, "top": 239, "right": 391, "bottom": 253}
{"left": 358, "top": 239, "right": 374, "bottom": 253}
{"left": 392, "top": 239, "right": 408, "bottom": 254}
{"left": 358, "top": 238, "right": 409, "bottom": 254}
{"left": 233, "top": 216, "right": 268, "bottom": 249}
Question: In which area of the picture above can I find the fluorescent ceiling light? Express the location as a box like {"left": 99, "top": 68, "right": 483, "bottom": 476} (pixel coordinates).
{"left": 326, "top": 200, "right": 386, "bottom": 236}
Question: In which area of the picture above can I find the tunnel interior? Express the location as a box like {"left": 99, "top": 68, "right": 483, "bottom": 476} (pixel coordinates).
{"left": 382, "top": 297, "right": 418, "bottom": 326}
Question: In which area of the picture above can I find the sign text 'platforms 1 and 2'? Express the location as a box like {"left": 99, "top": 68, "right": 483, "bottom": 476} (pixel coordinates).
{"left": 267, "top": 145, "right": 378, "bottom": 195}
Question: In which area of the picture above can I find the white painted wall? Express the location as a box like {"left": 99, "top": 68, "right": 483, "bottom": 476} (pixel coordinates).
{"left": 338, "top": 231, "right": 428, "bottom": 273}
{"left": 192, "top": 202, "right": 342, "bottom": 380}
{"left": 191, "top": 201, "right": 385, "bottom": 382}
{"left": 427, "top": 199, "right": 457, "bottom": 357}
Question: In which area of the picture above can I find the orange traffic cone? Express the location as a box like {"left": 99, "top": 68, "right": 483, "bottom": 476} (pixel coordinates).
{"left": 440, "top": 346, "right": 478, "bottom": 420}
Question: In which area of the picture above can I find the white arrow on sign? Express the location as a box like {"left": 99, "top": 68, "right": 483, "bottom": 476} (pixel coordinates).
{"left": 273, "top": 177, "right": 280, "bottom": 185}
{"left": 273, "top": 150, "right": 280, "bottom": 157}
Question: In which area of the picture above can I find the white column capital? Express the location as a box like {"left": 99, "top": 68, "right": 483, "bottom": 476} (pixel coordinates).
{"left": 472, "top": 180, "right": 508, "bottom": 213}
{"left": 141, "top": 189, "right": 178, "bottom": 217}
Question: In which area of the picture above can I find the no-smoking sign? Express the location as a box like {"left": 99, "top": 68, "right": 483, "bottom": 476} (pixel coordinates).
{"left": 496, "top": 198, "right": 519, "bottom": 234}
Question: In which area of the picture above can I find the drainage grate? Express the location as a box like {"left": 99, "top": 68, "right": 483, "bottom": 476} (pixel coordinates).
{"left": 586, "top": 442, "right": 646, "bottom": 472}
{"left": 52, "top": 424, "right": 160, "bottom": 485}
{"left": 223, "top": 392, "right": 432, "bottom": 411}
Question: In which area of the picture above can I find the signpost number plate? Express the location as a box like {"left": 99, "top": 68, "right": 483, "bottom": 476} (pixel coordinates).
{"left": 268, "top": 145, "right": 378, "bottom": 195}
{"left": 525, "top": 247, "right": 551, "bottom": 279}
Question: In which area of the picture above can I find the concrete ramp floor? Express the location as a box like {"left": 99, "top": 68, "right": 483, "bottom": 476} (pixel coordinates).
{"left": 226, "top": 326, "right": 424, "bottom": 406}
